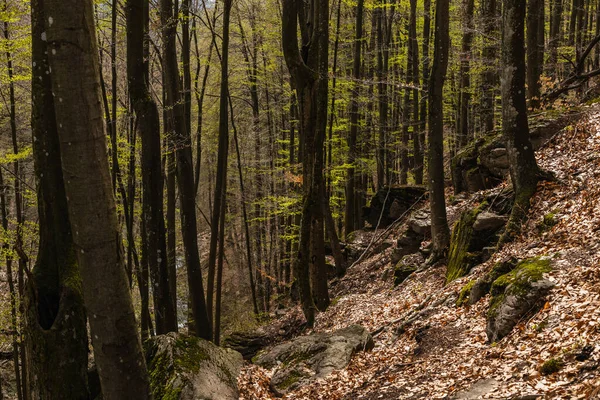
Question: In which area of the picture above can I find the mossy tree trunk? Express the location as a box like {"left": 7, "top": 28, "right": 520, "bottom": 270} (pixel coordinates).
{"left": 500, "top": 0, "right": 541, "bottom": 244}
{"left": 43, "top": 0, "right": 150, "bottom": 396}
{"left": 26, "top": 2, "right": 90, "bottom": 398}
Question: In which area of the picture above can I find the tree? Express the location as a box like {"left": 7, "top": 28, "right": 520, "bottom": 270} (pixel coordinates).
{"left": 480, "top": 0, "right": 499, "bottom": 132}
{"left": 500, "top": 0, "right": 543, "bottom": 244}
{"left": 427, "top": 0, "right": 451, "bottom": 261}
{"left": 160, "top": 0, "right": 212, "bottom": 340}
{"left": 25, "top": 1, "right": 89, "bottom": 397}
{"left": 43, "top": 0, "right": 150, "bottom": 396}
{"left": 457, "top": 0, "right": 475, "bottom": 148}
{"left": 281, "top": 0, "right": 330, "bottom": 325}
{"left": 344, "top": 0, "right": 364, "bottom": 236}
{"left": 127, "top": 0, "right": 177, "bottom": 335}
{"left": 527, "top": 0, "right": 544, "bottom": 109}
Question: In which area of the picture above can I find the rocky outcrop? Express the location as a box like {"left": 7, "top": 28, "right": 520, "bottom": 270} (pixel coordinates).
{"left": 446, "top": 204, "right": 507, "bottom": 283}
{"left": 486, "top": 257, "right": 554, "bottom": 342}
{"left": 146, "top": 333, "right": 243, "bottom": 400}
{"left": 223, "top": 330, "right": 269, "bottom": 360}
{"left": 408, "top": 210, "right": 431, "bottom": 237}
{"left": 390, "top": 230, "right": 422, "bottom": 265}
{"left": 253, "top": 325, "right": 374, "bottom": 396}
{"left": 452, "top": 109, "right": 579, "bottom": 194}
{"left": 362, "top": 186, "right": 427, "bottom": 228}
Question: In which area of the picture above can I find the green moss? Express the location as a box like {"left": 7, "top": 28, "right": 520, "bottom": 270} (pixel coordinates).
{"left": 538, "top": 211, "right": 559, "bottom": 232}
{"left": 456, "top": 280, "right": 475, "bottom": 306}
{"left": 488, "top": 257, "right": 551, "bottom": 318}
{"left": 446, "top": 203, "right": 487, "bottom": 283}
{"left": 540, "top": 358, "right": 563, "bottom": 375}
{"left": 345, "top": 231, "right": 357, "bottom": 243}
{"left": 490, "top": 257, "right": 551, "bottom": 296}
{"left": 274, "top": 370, "right": 305, "bottom": 391}
{"left": 173, "top": 336, "right": 209, "bottom": 373}
{"left": 148, "top": 350, "right": 182, "bottom": 400}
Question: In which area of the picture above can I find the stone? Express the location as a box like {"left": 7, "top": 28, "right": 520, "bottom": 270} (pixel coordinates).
{"left": 393, "top": 253, "right": 423, "bottom": 286}
{"left": 362, "top": 186, "right": 427, "bottom": 228}
{"left": 390, "top": 231, "right": 421, "bottom": 265}
{"left": 254, "top": 325, "right": 374, "bottom": 396}
{"left": 147, "top": 332, "right": 243, "bottom": 400}
{"left": 473, "top": 211, "right": 508, "bottom": 232}
{"left": 486, "top": 257, "right": 554, "bottom": 342}
{"left": 408, "top": 210, "right": 431, "bottom": 237}
{"left": 223, "top": 330, "right": 270, "bottom": 361}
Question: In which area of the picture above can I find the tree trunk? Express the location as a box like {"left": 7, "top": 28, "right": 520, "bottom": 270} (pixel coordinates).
{"left": 26, "top": 2, "right": 90, "bottom": 398}
{"left": 44, "top": 0, "right": 150, "bottom": 396}
{"left": 427, "top": 0, "right": 451, "bottom": 261}
{"left": 457, "top": 0, "right": 475, "bottom": 147}
{"left": 527, "top": 0, "right": 544, "bottom": 109}
{"left": 344, "top": 0, "right": 364, "bottom": 235}
{"left": 161, "top": 0, "right": 212, "bottom": 340}
{"left": 481, "top": 0, "right": 499, "bottom": 132}
{"left": 501, "top": 0, "right": 542, "bottom": 244}
{"left": 417, "top": 0, "right": 431, "bottom": 185}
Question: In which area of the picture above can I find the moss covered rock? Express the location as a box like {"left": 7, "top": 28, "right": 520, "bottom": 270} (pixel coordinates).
{"left": 146, "top": 332, "right": 243, "bottom": 400}
{"left": 254, "top": 325, "right": 374, "bottom": 396}
{"left": 486, "top": 257, "right": 554, "bottom": 342}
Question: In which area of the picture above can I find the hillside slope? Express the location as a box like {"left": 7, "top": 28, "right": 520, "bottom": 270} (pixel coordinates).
{"left": 238, "top": 104, "right": 600, "bottom": 399}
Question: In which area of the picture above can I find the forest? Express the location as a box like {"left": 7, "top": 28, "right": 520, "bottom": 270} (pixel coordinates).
{"left": 1, "top": 0, "right": 600, "bottom": 398}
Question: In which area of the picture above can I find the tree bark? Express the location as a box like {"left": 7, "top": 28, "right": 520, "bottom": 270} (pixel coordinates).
{"left": 427, "top": 0, "right": 451, "bottom": 261}
{"left": 161, "top": 0, "right": 212, "bottom": 340}
{"left": 501, "top": 0, "right": 542, "bottom": 244}
{"left": 44, "top": 0, "right": 150, "bottom": 396}
{"left": 26, "top": 2, "right": 90, "bottom": 398}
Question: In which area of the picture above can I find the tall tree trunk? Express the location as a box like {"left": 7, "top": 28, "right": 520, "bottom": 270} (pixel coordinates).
{"left": 26, "top": 1, "right": 90, "bottom": 397}
{"left": 527, "top": 0, "right": 544, "bottom": 109}
{"left": 457, "top": 0, "right": 474, "bottom": 147}
{"left": 428, "top": 0, "right": 451, "bottom": 261}
{"left": 417, "top": 0, "right": 431, "bottom": 185}
{"left": 127, "top": 0, "right": 177, "bottom": 335}
{"left": 344, "top": 0, "right": 364, "bottom": 235}
{"left": 481, "top": 0, "right": 499, "bottom": 132}
{"left": 549, "top": 0, "right": 563, "bottom": 76}
{"left": 44, "top": 0, "right": 150, "bottom": 396}
{"left": 209, "top": 0, "right": 232, "bottom": 341}
{"left": 501, "top": 0, "right": 542, "bottom": 244}
{"left": 161, "top": 0, "right": 212, "bottom": 340}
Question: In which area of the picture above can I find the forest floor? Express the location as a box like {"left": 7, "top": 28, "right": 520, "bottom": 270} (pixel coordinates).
{"left": 238, "top": 103, "right": 600, "bottom": 399}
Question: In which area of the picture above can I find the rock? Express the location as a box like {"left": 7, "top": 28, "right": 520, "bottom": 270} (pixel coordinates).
{"left": 464, "top": 258, "right": 518, "bottom": 306}
{"left": 362, "top": 186, "right": 427, "bottom": 228}
{"left": 473, "top": 211, "right": 508, "bottom": 232}
{"left": 408, "top": 210, "right": 431, "bottom": 237}
{"left": 147, "top": 332, "right": 243, "bottom": 400}
{"left": 373, "top": 240, "right": 394, "bottom": 254}
{"left": 451, "top": 378, "right": 501, "bottom": 399}
{"left": 223, "top": 331, "right": 270, "bottom": 360}
{"left": 486, "top": 257, "right": 554, "bottom": 342}
{"left": 575, "top": 345, "right": 594, "bottom": 362}
{"left": 254, "top": 325, "right": 374, "bottom": 396}
{"left": 390, "top": 231, "right": 422, "bottom": 265}
{"left": 394, "top": 265, "right": 417, "bottom": 286}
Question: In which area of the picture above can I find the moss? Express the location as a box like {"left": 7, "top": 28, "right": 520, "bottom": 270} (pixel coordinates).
{"left": 148, "top": 349, "right": 182, "bottom": 400}
{"left": 446, "top": 203, "right": 487, "bottom": 283}
{"left": 345, "top": 231, "right": 357, "bottom": 243}
{"left": 490, "top": 257, "right": 551, "bottom": 297}
{"left": 538, "top": 211, "right": 559, "bottom": 232}
{"left": 456, "top": 280, "right": 476, "bottom": 306}
{"left": 173, "top": 336, "right": 209, "bottom": 373}
{"left": 488, "top": 257, "right": 551, "bottom": 318}
{"left": 274, "top": 370, "right": 305, "bottom": 391}
{"left": 539, "top": 358, "right": 563, "bottom": 375}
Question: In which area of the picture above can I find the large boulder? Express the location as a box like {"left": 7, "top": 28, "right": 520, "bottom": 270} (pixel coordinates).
{"left": 486, "top": 257, "right": 554, "bottom": 342}
{"left": 408, "top": 210, "right": 431, "bottom": 237}
{"left": 254, "top": 325, "right": 374, "bottom": 396}
{"left": 362, "top": 186, "right": 427, "bottom": 228}
{"left": 146, "top": 333, "right": 243, "bottom": 400}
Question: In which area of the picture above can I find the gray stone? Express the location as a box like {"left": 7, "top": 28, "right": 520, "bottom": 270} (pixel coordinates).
{"left": 487, "top": 278, "right": 554, "bottom": 343}
{"left": 362, "top": 186, "right": 427, "bottom": 228}
{"left": 408, "top": 210, "right": 431, "bottom": 236}
{"left": 223, "top": 330, "right": 269, "bottom": 360}
{"left": 254, "top": 325, "right": 374, "bottom": 396}
{"left": 473, "top": 211, "right": 508, "bottom": 232}
{"left": 147, "top": 332, "right": 243, "bottom": 400}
